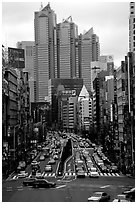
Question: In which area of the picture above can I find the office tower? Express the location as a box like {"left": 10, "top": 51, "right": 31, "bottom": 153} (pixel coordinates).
{"left": 34, "top": 3, "right": 57, "bottom": 102}
{"left": 57, "top": 17, "right": 78, "bottom": 78}
{"left": 129, "top": 2, "right": 135, "bottom": 52}
{"left": 81, "top": 28, "right": 100, "bottom": 92}
{"left": 17, "top": 41, "right": 35, "bottom": 102}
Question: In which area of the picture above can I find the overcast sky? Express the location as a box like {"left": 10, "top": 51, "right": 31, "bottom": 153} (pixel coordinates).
{"left": 2, "top": 0, "right": 130, "bottom": 67}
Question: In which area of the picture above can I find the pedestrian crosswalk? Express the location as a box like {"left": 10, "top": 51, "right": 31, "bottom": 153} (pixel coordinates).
{"left": 64, "top": 172, "right": 122, "bottom": 177}
{"left": 10, "top": 171, "right": 122, "bottom": 180}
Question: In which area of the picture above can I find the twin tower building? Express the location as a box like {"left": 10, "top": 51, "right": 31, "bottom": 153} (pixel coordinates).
{"left": 33, "top": 3, "right": 100, "bottom": 102}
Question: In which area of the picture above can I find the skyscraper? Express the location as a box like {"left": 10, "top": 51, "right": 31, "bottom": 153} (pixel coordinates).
{"left": 34, "top": 3, "right": 57, "bottom": 102}
{"left": 129, "top": 2, "right": 135, "bottom": 53}
{"left": 57, "top": 17, "right": 78, "bottom": 78}
{"left": 80, "top": 28, "right": 100, "bottom": 92}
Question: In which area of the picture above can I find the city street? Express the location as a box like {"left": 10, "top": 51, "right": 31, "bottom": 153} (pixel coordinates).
{"left": 2, "top": 174, "right": 134, "bottom": 202}
{"left": 2, "top": 132, "right": 135, "bottom": 202}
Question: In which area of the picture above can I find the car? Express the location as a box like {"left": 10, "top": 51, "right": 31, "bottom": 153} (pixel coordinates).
{"left": 53, "top": 154, "right": 58, "bottom": 160}
{"left": 36, "top": 172, "right": 44, "bottom": 179}
{"left": 112, "top": 194, "right": 129, "bottom": 202}
{"left": 23, "top": 178, "right": 36, "bottom": 186}
{"left": 89, "top": 171, "right": 99, "bottom": 178}
{"left": 110, "top": 165, "right": 119, "bottom": 173}
{"left": 123, "top": 187, "right": 135, "bottom": 200}
{"left": 17, "top": 161, "right": 26, "bottom": 171}
{"left": 88, "top": 192, "right": 110, "bottom": 202}
{"left": 39, "top": 155, "right": 45, "bottom": 161}
{"left": 18, "top": 171, "right": 28, "bottom": 178}
{"left": 48, "top": 158, "right": 56, "bottom": 164}
{"left": 31, "top": 160, "right": 40, "bottom": 166}
{"left": 32, "top": 179, "right": 56, "bottom": 188}
{"left": 45, "top": 165, "right": 52, "bottom": 172}
{"left": 77, "top": 170, "right": 85, "bottom": 178}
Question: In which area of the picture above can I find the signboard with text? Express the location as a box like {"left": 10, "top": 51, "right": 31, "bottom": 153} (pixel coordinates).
{"left": 8, "top": 47, "right": 25, "bottom": 69}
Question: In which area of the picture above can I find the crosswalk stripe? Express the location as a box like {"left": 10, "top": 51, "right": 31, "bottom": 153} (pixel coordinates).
{"left": 104, "top": 173, "right": 107, "bottom": 176}
{"left": 48, "top": 173, "right": 51, "bottom": 176}
{"left": 112, "top": 173, "right": 115, "bottom": 176}
{"left": 44, "top": 173, "right": 47, "bottom": 177}
{"left": 116, "top": 173, "right": 120, "bottom": 176}
{"left": 85, "top": 173, "right": 88, "bottom": 176}
{"left": 108, "top": 173, "right": 111, "bottom": 176}
{"left": 52, "top": 173, "right": 55, "bottom": 177}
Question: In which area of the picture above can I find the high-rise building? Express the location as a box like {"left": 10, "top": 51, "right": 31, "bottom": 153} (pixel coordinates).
{"left": 80, "top": 28, "right": 100, "bottom": 92}
{"left": 57, "top": 17, "right": 78, "bottom": 78}
{"left": 129, "top": 2, "right": 135, "bottom": 53}
{"left": 17, "top": 41, "right": 35, "bottom": 102}
{"left": 34, "top": 3, "right": 57, "bottom": 102}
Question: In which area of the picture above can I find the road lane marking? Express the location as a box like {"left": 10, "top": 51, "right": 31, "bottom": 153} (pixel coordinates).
{"left": 56, "top": 185, "right": 66, "bottom": 189}
{"left": 100, "top": 185, "right": 110, "bottom": 189}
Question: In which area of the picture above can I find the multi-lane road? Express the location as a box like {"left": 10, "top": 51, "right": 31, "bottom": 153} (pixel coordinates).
{"left": 2, "top": 131, "right": 135, "bottom": 202}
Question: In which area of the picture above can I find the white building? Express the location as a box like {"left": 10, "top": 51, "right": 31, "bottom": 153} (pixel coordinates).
{"left": 78, "top": 85, "right": 92, "bottom": 131}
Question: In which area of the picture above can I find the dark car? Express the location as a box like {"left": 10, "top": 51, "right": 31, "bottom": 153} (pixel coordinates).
{"left": 32, "top": 179, "right": 56, "bottom": 188}
{"left": 23, "top": 178, "right": 36, "bottom": 186}
{"left": 123, "top": 187, "right": 135, "bottom": 201}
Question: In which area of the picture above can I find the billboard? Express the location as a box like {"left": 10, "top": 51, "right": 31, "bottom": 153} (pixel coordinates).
{"left": 8, "top": 47, "right": 25, "bottom": 68}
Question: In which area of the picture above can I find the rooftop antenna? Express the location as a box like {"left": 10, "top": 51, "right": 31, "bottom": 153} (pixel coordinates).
{"left": 40, "top": 2, "right": 43, "bottom": 10}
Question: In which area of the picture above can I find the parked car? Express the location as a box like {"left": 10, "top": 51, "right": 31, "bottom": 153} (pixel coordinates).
{"left": 23, "top": 178, "right": 36, "bottom": 186}
{"left": 32, "top": 179, "right": 56, "bottom": 188}
{"left": 45, "top": 165, "right": 52, "bottom": 172}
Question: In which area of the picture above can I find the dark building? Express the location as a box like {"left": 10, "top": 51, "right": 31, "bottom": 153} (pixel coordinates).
{"left": 48, "top": 78, "right": 83, "bottom": 128}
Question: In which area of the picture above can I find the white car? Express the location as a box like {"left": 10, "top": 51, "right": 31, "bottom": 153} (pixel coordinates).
{"left": 112, "top": 194, "right": 129, "bottom": 202}
{"left": 18, "top": 171, "right": 28, "bottom": 178}
{"left": 88, "top": 192, "right": 110, "bottom": 202}
{"left": 35, "top": 172, "right": 44, "bottom": 179}
{"left": 39, "top": 155, "right": 45, "bottom": 161}
{"left": 89, "top": 171, "right": 99, "bottom": 178}
{"left": 31, "top": 160, "right": 39, "bottom": 166}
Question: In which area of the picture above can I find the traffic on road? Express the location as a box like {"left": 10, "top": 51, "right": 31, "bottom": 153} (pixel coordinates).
{"left": 3, "top": 131, "right": 135, "bottom": 202}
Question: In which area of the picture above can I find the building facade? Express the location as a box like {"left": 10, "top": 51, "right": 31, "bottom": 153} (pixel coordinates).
{"left": 34, "top": 3, "right": 57, "bottom": 102}
{"left": 57, "top": 17, "right": 79, "bottom": 78}
{"left": 80, "top": 28, "right": 100, "bottom": 92}
{"left": 17, "top": 41, "right": 35, "bottom": 103}
{"left": 78, "top": 85, "right": 93, "bottom": 133}
{"left": 129, "top": 2, "right": 135, "bottom": 53}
